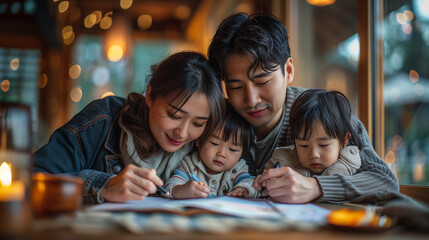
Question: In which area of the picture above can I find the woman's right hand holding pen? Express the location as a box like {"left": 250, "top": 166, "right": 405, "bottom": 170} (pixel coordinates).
{"left": 171, "top": 179, "right": 210, "bottom": 199}
{"left": 100, "top": 164, "right": 163, "bottom": 202}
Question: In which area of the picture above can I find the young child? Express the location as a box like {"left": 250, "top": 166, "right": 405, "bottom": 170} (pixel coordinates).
{"left": 164, "top": 102, "right": 257, "bottom": 199}
{"left": 265, "top": 89, "right": 363, "bottom": 177}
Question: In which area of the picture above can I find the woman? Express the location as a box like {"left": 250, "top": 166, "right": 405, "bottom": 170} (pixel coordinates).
{"left": 34, "top": 52, "right": 225, "bottom": 203}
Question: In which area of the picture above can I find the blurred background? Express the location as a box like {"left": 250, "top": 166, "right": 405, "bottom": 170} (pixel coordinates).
{"left": 0, "top": 0, "right": 428, "bottom": 188}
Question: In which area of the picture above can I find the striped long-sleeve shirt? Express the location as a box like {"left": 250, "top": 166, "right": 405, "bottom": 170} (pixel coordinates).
{"left": 164, "top": 152, "right": 257, "bottom": 198}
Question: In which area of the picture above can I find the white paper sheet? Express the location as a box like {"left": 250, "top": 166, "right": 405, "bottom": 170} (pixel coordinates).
{"left": 87, "top": 196, "right": 330, "bottom": 222}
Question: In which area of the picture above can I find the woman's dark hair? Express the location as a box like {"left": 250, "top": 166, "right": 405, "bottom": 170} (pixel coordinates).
{"left": 119, "top": 52, "right": 224, "bottom": 158}
{"left": 200, "top": 100, "right": 253, "bottom": 154}
{"left": 289, "top": 89, "right": 363, "bottom": 149}
{"left": 208, "top": 13, "right": 291, "bottom": 80}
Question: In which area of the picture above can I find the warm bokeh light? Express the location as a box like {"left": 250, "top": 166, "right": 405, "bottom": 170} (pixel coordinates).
{"left": 0, "top": 162, "right": 12, "bottom": 186}
{"left": 107, "top": 45, "right": 124, "bottom": 62}
{"left": 84, "top": 13, "right": 97, "bottom": 28}
{"left": 100, "top": 16, "right": 112, "bottom": 29}
{"left": 62, "top": 25, "right": 73, "bottom": 39}
{"left": 101, "top": 92, "right": 115, "bottom": 98}
{"left": 306, "top": 0, "right": 335, "bottom": 7}
{"left": 409, "top": 70, "right": 419, "bottom": 83}
{"left": 63, "top": 32, "right": 75, "bottom": 45}
{"left": 105, "top": 14, "right": 131, "bottom": 62}
{"left": 137, "top": 14, "right": 152, "bottom": 30}
{"left": 384, "top": 151, "right": 396, "bottom": 165}
{"left": 1, "top": 79, "right": 10, "bottom": 92}
{"left": 10, "top": 58, "right": 19, "bottom": 70}
{"left": 58, "top": 0, "right": 69, "bottom": 13}
{"left": 69, "top": 64, "right": 81, "bottom": 79}
{"left": 404, "top": 10, "right": 414, "bottom": 21}
{"left": 396, "top": 12, "right": 407, "bottom": 24}
{"left": 120, "top": 0, "right": 133, "bottom": 10}
{"left": 38, "top": 74, "right": 48, "bottom": 88}
{"left": 70, "top": 87, "right": 83, "bottom": 102}
{"left": 174, "top": 5, "right": 191, "bottom": 20}
{"left": 92, "top": 10, "right": 102, "bottom": 24}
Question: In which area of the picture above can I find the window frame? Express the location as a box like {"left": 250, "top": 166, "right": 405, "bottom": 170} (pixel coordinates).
{"left": 359, "top": 0, "right": 429, "bottom": 203}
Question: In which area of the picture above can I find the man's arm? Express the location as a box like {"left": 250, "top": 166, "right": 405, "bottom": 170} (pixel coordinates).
{"left": 254, "top": 117, "right": 399, "bottom": 203}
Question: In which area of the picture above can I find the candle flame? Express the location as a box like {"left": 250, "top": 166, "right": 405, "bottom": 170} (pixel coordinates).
{"left": 0, "top": 162, "right": 12, "bottom": 186}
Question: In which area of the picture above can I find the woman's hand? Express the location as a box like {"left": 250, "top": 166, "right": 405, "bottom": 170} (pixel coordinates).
{"left": 100, "top": 165, "right": 163, "bottom": 202}
{"left": 253, "top": 166, "right": 322, "bottom": 203}
{"left": 227, "top": 187, "right": 249, "bottom": 197}
{"left": 171, "top": 180, "right": 210, "bottom": 199}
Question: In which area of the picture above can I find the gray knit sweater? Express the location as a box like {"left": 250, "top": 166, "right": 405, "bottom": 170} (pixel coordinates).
{"left": 245, "top": 86, "right": 399, "bottom": 203}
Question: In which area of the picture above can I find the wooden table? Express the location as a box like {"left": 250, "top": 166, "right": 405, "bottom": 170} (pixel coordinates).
{"left": 22, "top": 225, "right": 429, "bottom": 240}
{"left": 5, "top": 203, "right": 429, "bottom": 240}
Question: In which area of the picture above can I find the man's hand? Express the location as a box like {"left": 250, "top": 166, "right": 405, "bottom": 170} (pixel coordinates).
{"left": 171, "top": 180, "right": 211, "bottom": 199}
{"left": 227, "top": 187, "right": 249, "bottom": 197}
{"left": 253, "top": 166, "right": 322, "bottom": 203}
{"left": 100, "top": 165, "right": 163, "bottom": 202}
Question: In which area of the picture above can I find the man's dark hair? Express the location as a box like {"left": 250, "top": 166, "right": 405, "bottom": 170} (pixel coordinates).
{"left": 208, "top": 13, "right": 291, "bottom": 80}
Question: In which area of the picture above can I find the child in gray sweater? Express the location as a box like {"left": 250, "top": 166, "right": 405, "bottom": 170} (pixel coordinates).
{"left": 164, "top": 102, "right": 257, "bottom": 199}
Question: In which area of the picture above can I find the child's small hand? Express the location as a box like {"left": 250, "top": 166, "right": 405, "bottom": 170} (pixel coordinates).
{"left": 171, "top": 180, "right": 210, "bottom": 199}
{"left": 227, "top": 187, "right": 249, "bottom": 197}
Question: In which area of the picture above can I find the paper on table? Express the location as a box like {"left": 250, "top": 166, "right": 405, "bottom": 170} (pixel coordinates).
{"left": 88, "top": 196, "right": 330, "bottom": 222}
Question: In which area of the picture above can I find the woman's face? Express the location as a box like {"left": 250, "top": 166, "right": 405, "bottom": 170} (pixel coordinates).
{"left": 147, "top": 87, "right": 211, "bottom": 153}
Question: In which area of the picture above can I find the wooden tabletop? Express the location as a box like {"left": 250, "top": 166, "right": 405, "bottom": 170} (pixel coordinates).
{"left": 4, "top": 203, "right": 428, "bottom": 240}
{"left": 22, "top": 226, "right": 429, "bottom": 240}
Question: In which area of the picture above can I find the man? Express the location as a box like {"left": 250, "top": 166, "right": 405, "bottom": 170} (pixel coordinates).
{"left": 208, "top": 13, "right": 399, "bottom": 203}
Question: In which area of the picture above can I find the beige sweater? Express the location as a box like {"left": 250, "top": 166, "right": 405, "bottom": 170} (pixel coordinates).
{"left": 266, "top": 145, "right": 361, "bottom": 177}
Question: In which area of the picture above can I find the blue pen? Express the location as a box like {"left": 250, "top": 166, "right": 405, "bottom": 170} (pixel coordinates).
{"left": 259, "top": 162, "right": 280, "bottom": 197}
{"left": 189, "top": 173, "right": 213, "bottom": 198}
{"left": 157, "top": 185, "right": 169, "bottom": 195}
{"left": 190, "top": 174, "right": 200, "bottom": 183}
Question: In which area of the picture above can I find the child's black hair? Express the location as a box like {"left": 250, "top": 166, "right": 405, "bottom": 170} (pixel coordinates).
{"left": 289, "top": 89, "right": 363, "bottom": 149}
{"left": 200, "top": 100, "right": 253, "bottom": 154}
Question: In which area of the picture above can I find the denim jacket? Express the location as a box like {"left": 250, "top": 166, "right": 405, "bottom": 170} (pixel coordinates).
{"left": 34, "top": 96, "right": 127, "bottom": 204}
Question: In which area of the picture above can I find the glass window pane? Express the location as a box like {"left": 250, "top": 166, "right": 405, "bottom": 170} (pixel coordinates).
{"left": 383, "top": 0, "right": 429, "bottom": 185}
{"left": 291, "top": 1, "right": 359, "bottom": 113}
{"left": 0, "top": 47, "right": 41, "bottom": 148}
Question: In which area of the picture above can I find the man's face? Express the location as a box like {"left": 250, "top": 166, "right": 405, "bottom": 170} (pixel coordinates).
{"left": 223, "top": 54, "right": 293, "bottom": 138}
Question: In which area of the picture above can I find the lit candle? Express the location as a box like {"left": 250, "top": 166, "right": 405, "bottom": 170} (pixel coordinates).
{"left": 0, "top": 162, "right": 25, "bottom": 201}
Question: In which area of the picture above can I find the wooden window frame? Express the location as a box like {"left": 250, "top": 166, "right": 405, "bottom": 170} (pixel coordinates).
{"left": 358, "top": 0, "right": 429, "bottom": 203}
